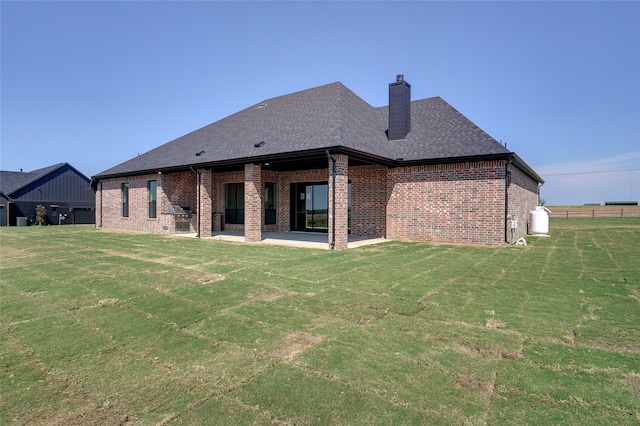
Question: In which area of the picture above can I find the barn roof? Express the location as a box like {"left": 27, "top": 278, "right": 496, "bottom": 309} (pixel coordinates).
{"left": 0, "top": 163, "right": 90, "bottom": 199}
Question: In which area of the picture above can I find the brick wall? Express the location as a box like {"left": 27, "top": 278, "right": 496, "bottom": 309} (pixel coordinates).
{"left": 506, "top": 164, "right": 540, "bottom": 242}
{"left": 199, "top": 169, "right": 213, "bottom": 237}
{"left": 349, "top": 164, "right": 387, "bottom": 238}
{"left": 328, "top": 154, "right": 349, "bottom": 249}
{"left": 97, "top": 171, "right": 196, "bottom": 234}
{"left": 244, "top": 164, "right": 262, "bottom": 243}
{"left": 97, "top": 160, "right": 539, "bottom": 247}
{"left": 386, "top": 161, "right": 506, "bottom": 245}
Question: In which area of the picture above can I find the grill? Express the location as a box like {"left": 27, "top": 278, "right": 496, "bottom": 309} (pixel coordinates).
{"left": 168, "top": 205, "right": 193, "bottom": 233}
{"left": 168, "top": 205, "right": 192, "bottom": 218}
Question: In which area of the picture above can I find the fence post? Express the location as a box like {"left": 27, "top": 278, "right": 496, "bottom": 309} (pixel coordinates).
{"left": 621, "top": 209, "right": 623, "bottom": 218}
{"left": 592, "top": 210, "right": 595, "bottom": 219}
{"left": 566, "top": 210, "right": 569, "bottom": 219}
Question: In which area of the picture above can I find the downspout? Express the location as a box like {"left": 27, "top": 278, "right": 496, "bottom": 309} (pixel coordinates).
{"left": 537, "top": 182, "right": 544, "bottom": 206}
{"left": 326, "top": 150, "right": 336, "bottom": 250}
{"left": 190, "top": 166, "right": 201, "bottom": 238}
{"left": 504, "top": 157, "right": 514, "bottom": 244}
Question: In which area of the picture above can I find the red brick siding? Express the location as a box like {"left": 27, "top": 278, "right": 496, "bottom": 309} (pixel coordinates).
{"left": 507, "top": 164, "right": 540, "bottom": 242}
{"left": 97, "top": 160, "right": 539, "bottom": 247}
{"left": 349, "top": 165, "right": 387, "bottom": 238}
{"left": 328, "top": 154, "right": 349, "bottom": 249}
{"left": 244, "top": 164, "right": 262, "bottom": 243}
{"left": 97, "top": 171, "right": 196, "bottom": 234}
{"left": 199, "top": 169, "right": 213, "bottom": 237}
{"left": 386, "top": 161, "right": 506, "bottom": 245}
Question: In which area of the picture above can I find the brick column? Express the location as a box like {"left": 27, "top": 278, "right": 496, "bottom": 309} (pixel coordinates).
{"left": 95, "top": 182, "right": 103, "bottom": 228}
{"left": 244, "top": 163, "right": 262, "bottom": 243}
{"left": 328, "top": 154, "right": 349, "bottom": 250}
{"left": 199, "top": 169, "right": 213, "bottom": 237}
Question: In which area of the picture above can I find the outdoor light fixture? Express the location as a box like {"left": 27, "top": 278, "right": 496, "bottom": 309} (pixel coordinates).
{"left": 254, "top": 141, "right": 265, "bottom": 148}
{"left": 195, "top": 150, "right": 205, "bottom": 156}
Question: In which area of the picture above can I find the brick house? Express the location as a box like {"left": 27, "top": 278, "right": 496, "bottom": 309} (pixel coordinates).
{"left": 93, "top": 76, "right": 543, "bottom": 249}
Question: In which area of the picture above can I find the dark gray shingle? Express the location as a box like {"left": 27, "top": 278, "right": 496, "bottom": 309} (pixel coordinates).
{"left": 95, "top": 82, "right": 519, "bottom": 178}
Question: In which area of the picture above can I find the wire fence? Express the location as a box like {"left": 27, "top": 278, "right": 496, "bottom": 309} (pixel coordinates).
{"left": 549, "top": 208, "right": 640, "bottom": 219}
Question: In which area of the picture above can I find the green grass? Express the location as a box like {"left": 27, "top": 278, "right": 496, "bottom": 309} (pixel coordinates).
{"left": 1, "top": 219, "right": 639, "bottom": 425}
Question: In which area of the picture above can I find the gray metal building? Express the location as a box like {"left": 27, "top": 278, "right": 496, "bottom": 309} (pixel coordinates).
{"left": 0, "top": 163, "right": 95, "bottom": 226}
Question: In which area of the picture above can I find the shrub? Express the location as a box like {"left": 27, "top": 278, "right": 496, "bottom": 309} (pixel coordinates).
{"left": 35, "top": 204, "right": 48, "bottom": 225}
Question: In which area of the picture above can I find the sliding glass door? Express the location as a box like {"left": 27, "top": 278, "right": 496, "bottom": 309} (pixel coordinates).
{"left": 290, "top": 182, "right": 351, "bottom": 232}
{"left": 291, "top": 183, "right": 328, "bottom": 231}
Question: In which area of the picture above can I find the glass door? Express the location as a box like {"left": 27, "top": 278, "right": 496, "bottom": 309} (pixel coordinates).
{"left": 306, "top": 183, "right": 328, "bottom": 231}
{"left": 291, "top": 183, "right": 328, "bottom": 232}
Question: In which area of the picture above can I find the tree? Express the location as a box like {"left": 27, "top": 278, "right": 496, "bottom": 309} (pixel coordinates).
{"left": 35, "top": 204, "right": 48, "bottom": 226}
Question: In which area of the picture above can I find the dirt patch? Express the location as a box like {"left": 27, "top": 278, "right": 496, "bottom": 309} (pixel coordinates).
{"left": 98, "top": 298, "right": 118, "bottom": 307}
{"left": 151, "top": 285, "right": 171, "bottom": 293}
{"left": 313, "top": 316, "right": 342, "bottom": 327}
{"left": 246, "top": 293, "right": 283, "bottom": 302}
{"left": 485, "top": 319, "right": 507, "bottom": 329}
{"left": 499, "top": 349, "right": 522, "bottom": 360}
{"left": 621, "top": 372, "right": 640, "bottom": 387}
{"left": 454, "top": 341, "right": 522, "bottom": 360}
{"left": 181, "top": 273, "right": 227, "bottom": 285}
{"left": 274, "top": 332, "right": 324, "bottom": 362}
{"left": 453, "top": 373, "right": 494, "bottom": 394}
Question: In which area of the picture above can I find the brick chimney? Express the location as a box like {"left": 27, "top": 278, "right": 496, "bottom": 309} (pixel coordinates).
{"left": 388, "top": 74, "right": 411, "bottom": 140}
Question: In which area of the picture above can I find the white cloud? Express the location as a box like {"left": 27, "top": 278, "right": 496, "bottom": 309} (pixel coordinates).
{"left": 533, "top": 152, "right": 640, "bottom": 206}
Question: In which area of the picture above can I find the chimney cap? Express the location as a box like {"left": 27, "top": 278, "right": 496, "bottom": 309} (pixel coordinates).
{"left": 396, "top": 74, "right": 404, "bottom": 82}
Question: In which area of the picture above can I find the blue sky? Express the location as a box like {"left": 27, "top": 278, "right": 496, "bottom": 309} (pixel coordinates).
{"left": 2, "top": 1, "right": 639, "bottom": 205}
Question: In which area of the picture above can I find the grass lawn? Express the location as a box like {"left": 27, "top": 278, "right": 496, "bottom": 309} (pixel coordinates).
{"left": 1, "top": 219, "right": 639, "bottom": 425}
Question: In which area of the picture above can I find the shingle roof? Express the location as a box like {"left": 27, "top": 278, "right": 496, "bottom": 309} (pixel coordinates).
{"left": 0, "top": 163, "right": 87, "bottom": 198}
{"left": 0, "top": 171, "right": 39, "bottom": 195}
{"left": 95, "top": 81, "right": 539, "bottom": 181}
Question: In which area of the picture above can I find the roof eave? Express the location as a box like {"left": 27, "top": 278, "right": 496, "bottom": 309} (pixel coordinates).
{"left": 93, "top": 147, "right": 399, "bottom": 180}
{"left": 394, "top": 152, "right": 513, "bottom": 167}
{"left": 394, "top": 152, "right": 544, "bottom": 184}
{"left": 511, "top": 153, "right": 545, "bottom": 184}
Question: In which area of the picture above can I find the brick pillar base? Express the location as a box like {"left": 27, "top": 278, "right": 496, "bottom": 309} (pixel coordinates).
{"left": 329, "top": 154, "right": 349, "bottom": 250}
{"left": 245, "top": 163, "right": 262, "bottom": 243}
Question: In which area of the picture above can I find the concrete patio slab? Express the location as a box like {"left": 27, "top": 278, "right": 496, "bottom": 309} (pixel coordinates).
{"left": 207, "top": 231, "right": 386, "bottom": 249}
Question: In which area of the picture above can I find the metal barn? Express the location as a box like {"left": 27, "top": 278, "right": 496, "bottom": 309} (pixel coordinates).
{"left": 0, "top": 163, "right": 96, "bottom": 226}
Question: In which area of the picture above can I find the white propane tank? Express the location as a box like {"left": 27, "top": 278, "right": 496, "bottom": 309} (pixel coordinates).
{"left": 530, "top": 206, "right": 550, "bottom": 235}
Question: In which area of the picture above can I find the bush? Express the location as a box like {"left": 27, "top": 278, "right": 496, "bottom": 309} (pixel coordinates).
{"left": 35, "top": 204, "right": 48, "bottom": 225}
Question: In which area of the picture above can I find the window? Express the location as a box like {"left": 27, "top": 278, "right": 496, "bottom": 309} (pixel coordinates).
{"left": 148, "top": 180, "right": 157, "bottom": 218}
{"left": 225, "top": 183, "right": 244, "bottom": 224}
{"left": 122, "top": 182, "right": 129, "bottom": 217}
{"left": 264, "top": 182, "right": 276, "bottom": 225}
